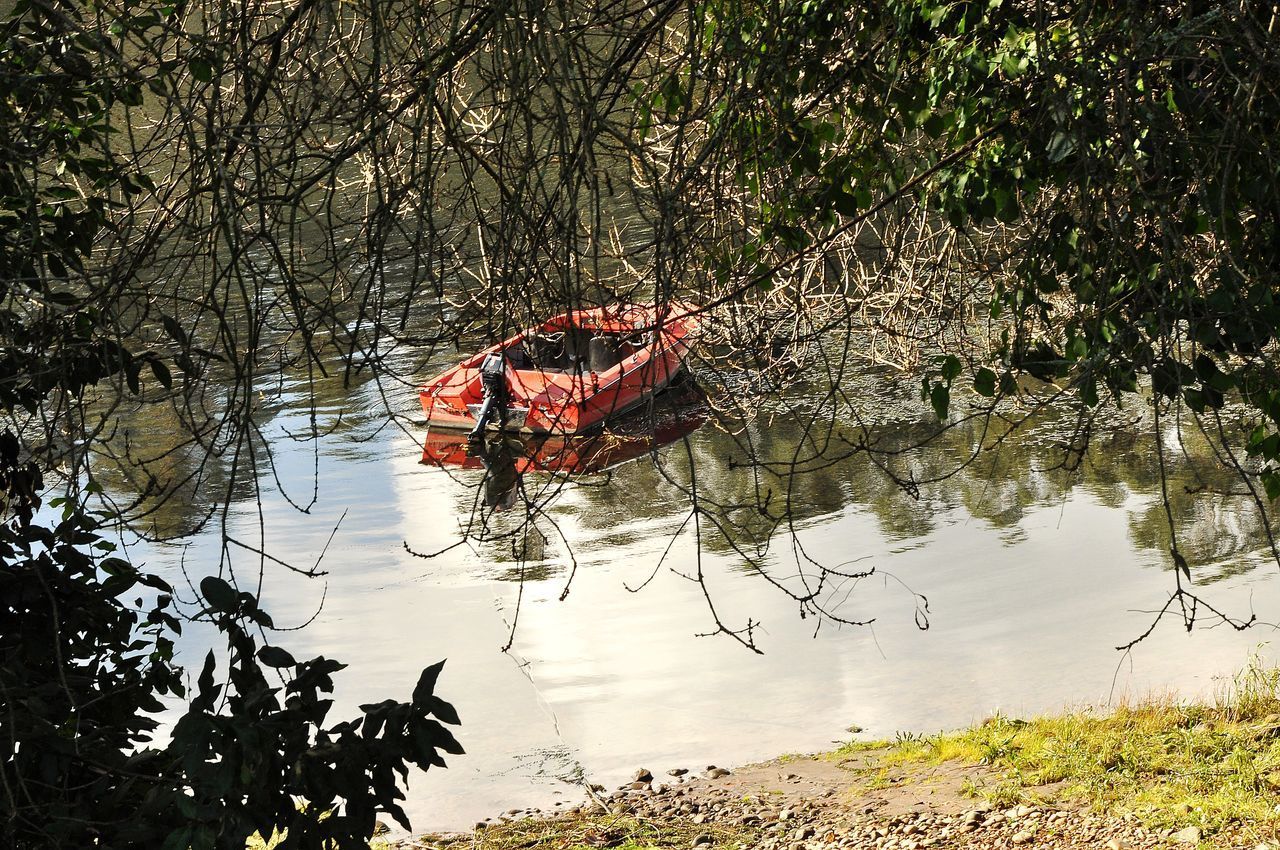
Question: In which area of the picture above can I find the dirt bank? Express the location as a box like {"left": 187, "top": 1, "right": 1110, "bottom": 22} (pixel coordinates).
{"left": 400, "top": 744, "right": 1265, "bottom": 850}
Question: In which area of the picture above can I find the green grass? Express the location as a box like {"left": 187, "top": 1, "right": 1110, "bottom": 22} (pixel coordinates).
{"left": 420, "top": 812, "right": 759, "bottom": 850}
{"left": 872, "top": 656, "right": 1280, "bottom": 838}
{"left": 246, "top": 833, "right": 392, "bottom": 850}
{"left": 244, "top": 823, "right": 394, "bottom": 849}
{"left": 245, "top": 659, "right": 1280, "bottom": 849}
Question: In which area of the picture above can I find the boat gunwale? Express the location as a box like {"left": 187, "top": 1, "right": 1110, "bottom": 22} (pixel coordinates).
{"left": 418, "top": 303, "right": 698, "bottom": 434}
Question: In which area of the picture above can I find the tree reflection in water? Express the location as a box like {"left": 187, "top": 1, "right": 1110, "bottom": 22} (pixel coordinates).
{"left": 412, "top": 371, "right": 1274, "bottom": 649}
{"left": 97, "top": 347, "right": 1275, "bottom": 650}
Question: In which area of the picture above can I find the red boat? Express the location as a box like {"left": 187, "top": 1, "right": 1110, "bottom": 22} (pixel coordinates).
{"left": 419, "top": 401, "right": 707, "bottom": 476}
{"left": 419, "top": 302, "right": 698, "bottom": 435}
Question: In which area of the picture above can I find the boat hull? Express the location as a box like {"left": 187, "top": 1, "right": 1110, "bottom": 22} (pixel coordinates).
{"left": 419, "top": 397, "right": 706, "bottom": 475}
{"left": 419, "top": 303, "right": 698, "bottom": 435}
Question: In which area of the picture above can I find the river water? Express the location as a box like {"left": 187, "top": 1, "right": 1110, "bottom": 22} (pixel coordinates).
{"left": 127, "top": 349, "right": 1280, "bottom": 832}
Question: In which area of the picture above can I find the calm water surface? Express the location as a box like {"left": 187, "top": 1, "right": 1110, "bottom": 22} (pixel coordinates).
{"left": 132, "top": 360, "right": 1280, "bottom": 831}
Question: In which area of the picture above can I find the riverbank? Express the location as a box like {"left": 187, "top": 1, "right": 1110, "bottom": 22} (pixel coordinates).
{"left": 399, "top": 662, "right": 1280, "bottom": 850}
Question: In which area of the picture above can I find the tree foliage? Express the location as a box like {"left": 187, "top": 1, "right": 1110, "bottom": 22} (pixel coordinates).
{"left": 689, "top": 0, "right": 1280, "bottom": 617}
{"left": 1, "top": 1, "right": 461, "bottom": 846}
{"left": 4, "top": 0, "right": 1280, "bottom": 842}
{"left": 0, "top": 458, "right": 463, "bottom": 848}
{"left": 711, "top": 0, "right": 1280, "bottom": 430}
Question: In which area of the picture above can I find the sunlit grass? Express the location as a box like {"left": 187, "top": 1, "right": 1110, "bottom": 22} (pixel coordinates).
{"left": 246, "top": 833, "right": 393, "bottom": 850}
{"left": 426, "top": 812, "right": 759, "bottom": 850}
{"left": 248, "top": 659, "right": 1280, "bottom": 848}
{"left": 870, "top": 655, "right": 1280, "bottom": 836}
{"left": 244, "top": 824, "right": 394, "bottom": 849}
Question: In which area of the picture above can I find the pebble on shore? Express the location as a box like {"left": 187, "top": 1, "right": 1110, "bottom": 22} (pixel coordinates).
{"left": 418, "top": 758, "right": 1241, "bottom": 850}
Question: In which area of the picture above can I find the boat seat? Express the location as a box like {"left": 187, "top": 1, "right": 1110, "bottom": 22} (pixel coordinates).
{"left": 588, "top": 336, "right": 622, "bottom": 373}
{"left": 619, "top": 333, "right": 646, "bottom": 358}
{"left": 505, "top": 344, "right": 534, "bottom": 370}
{"left": 563, "top": 327, "right": 593, "bottom": 361}
{"left": 527, "top": 332, "right": 566, "bottom": 370}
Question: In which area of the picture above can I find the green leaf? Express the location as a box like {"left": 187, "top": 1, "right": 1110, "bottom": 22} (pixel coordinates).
{"left": 940, "top": 355, "right": 962, "bottom": 382}
{"left": 1248, "top": 424, "right": 1268, "bottom": 453}
{"left": 199, "top": 575, "right": 238, "bottom": 614}
{"left": 149, "top": 358, "right": 172, "bottom": 388}
{"left": 427, "top": 695, "right": 461, "bottom": 725}
{"left": 1045, "top": 131, "right": 1076, "bottom": 163}
{"left": 973, "top": 368, "right": 997, "bottom": 397}
{"left": 1066, "top": 335, "right": 1088, "bottom": 361}
{"left": 195, "top": 651, "right": 219, "bottom": 705}
{"left": 930, "top": 381, "right": 950, "bottom": 420}
{"left": 162, "top": 826, "right": 194, "bottom": 850}
{"left": 832, "top": 190, "right": 860, "bottom": 216}
{"left": 46, "top": 255, "right": 68, "bottom": 280}
{"left": 416, "top": 718, "right": 465, "bottom": 755}
{"left": 1264, "top": 470, "right": 1280, "bottom": 501}
{"left": 161, "top": 314, "right": 188, "bottom": 347}
{"left": 118, "top": 83, "right": 143, "bottom": 107}
{"left": 1080, "top": 376, "right": 1099, "bottom": 408}
{"left": 413, "top": 660, "right": 446, "bottom": 704}
{"left": 190, "top": 58, "right": 214, "bottom": 83}
{"left": 922, "top": 112, "right": 949, "bottom": 138}
{"left": 257, "top": 645, "right": 297, "bottom": 668}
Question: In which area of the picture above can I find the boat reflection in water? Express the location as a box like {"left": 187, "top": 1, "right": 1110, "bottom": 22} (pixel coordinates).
{"left": 420, "top": 390, "right": 708, "bottom": 510}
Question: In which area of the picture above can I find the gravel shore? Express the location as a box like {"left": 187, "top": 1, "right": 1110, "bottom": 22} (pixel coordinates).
{"left": 403, "top": 748, "right": 1267, "bottom": 850}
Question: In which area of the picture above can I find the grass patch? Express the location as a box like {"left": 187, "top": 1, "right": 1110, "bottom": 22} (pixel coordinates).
{"left": 246, "top": 831, "right": 392, "bottom": 850}
{"left": 421, "top": 812, "right": 760, "bottom": 850}
{"left": 879, "top": 657, "right": 1280, "bottom": 837}
{"left": 822, "top": 739, "right": 888, "bottom": 761}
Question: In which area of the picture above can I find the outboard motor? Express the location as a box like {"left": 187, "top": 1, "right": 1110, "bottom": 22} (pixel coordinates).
{"left": 468, "top": 352, "right": 509, "bottom": 442}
